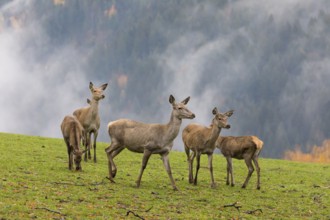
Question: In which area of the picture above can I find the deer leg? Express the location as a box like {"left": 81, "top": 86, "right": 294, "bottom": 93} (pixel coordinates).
{"left": 184, "top": 144, "right": 192, "bottom": 183}
{"left": 109, "top": 147, "right": 125, "bottom": 177}
{"left": 67, "top": 145, "right": 73, "bottom": 170}
{"left": 65, "top": 139, "right": 72, "bottom": 170}
{"left": 188, "top": 151, "right": 195, "bottom": 184}
{"left": 227, "top": 157, "right": 235, "bottom": 186}
{"left": 87, "top": 133, "right": 92, "bottom": 160}
{"left": 93, "top": 131, "right": 98, "bottom": 163}
{"left": 225, "top": 157, "right": 230, "bottom": 185}
{"left": 84, "top": 133, "right": 90, "bottom": 162}
{"left": 208, "top": 153, "right": 216, "bottom": 188}
{"left": 136, "top": 150, "right": 152, "bottom": 188}
{"left": 105, "top": 143, "right": 121, "bottom": 182}
{"left": 69, "top": 151, "right": 74, "bottom": 170}
{"left": 253, "top": 155, "right": 261, "bottom": 190}
{"left": 184, "top": 145, "right": 190, "bottom": 160}
{"left": 184, "top": 145, "right": 190, "bottom": 183}
{"left": 106, "top": 148, "right": 115, "bottom": 182}
{"left": 242, "top": 158, "right": 254, "bottom": 189}
{"left": 194, "top": 152, "right": 201, "bottom": 185}
{"left": 161, "top": 153, "right": 178, "bottom": 191}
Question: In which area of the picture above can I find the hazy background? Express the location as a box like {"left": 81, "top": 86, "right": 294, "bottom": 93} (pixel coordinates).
{"left": 1, "top": 0, "right": 330, "bottom": 158}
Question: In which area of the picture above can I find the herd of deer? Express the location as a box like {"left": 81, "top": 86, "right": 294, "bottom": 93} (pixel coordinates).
{"left": 61, "top": 82, "right": 264, "bottom": 190}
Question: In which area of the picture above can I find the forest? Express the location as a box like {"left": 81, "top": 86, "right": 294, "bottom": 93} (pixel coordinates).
{"left": 1, "top": 0, "right": 330, "bottom": 158}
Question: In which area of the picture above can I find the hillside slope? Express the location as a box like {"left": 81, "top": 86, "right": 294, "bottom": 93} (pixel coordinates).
{"left": 0, "top": 132, "right": 329, "bottom": 219}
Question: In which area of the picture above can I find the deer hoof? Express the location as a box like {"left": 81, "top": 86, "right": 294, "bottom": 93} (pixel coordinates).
{"left": 173, "top": 186, "right": 179, "bottom": 191}
{"left": 211, "top": 183, "right": 216, "bottom": 188}
{"left": 135, "top": 181, "right": 141, "bottom": 188}
{"left": 257, "top": 186, "right": 261, "bottom": 190}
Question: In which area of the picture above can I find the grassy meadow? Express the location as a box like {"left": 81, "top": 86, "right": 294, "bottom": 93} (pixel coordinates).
{"left": 0, "top": 132, "right": 329, "bottom": 219}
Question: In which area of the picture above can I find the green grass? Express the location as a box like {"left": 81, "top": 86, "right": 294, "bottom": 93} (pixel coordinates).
{"left": 0, "top": 132, "right": 329, "bottom": 219}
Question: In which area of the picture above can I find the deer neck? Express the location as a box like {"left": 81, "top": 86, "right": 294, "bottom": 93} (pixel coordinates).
{"left": 164, "top": 112, "right": 182, "bottom": 141}
{"left": 207, "top": 125, "right": 221, "bottom": 146}
{"left": 88, "top": 99, "right": 99, "bottom": 119}
{"left": 69, "top": 126, "right": 79, "bottom": 151}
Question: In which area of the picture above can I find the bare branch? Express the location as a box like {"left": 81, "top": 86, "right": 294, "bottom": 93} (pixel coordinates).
{"left": 51, "top": 181, "right": 86, "bottom": 186}
{"left": 244, "top": 209, "right": 263, "bottom": 214}
{"left": 126, "top": 210, "right": 145, "bottom": 220}
{"left": 36, "top": 207, "right": 64, "bottom": 215}
{"left": 223, "top": 202, "right": 242, "bottom": 212}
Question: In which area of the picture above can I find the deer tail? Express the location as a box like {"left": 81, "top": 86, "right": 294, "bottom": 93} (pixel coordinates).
{"left": 252, "top": 136, "right": 264, "bottom": 157}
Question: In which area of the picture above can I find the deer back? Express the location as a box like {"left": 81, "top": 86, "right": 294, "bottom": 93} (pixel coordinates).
{"left": 61, "top": 116, "right": 84, "bottom": 150}
{"left": 108, "top": 119, "right": 169, "bottom": 153}
{"left": 216, "top": 136, "right": 261, "bottom": 159}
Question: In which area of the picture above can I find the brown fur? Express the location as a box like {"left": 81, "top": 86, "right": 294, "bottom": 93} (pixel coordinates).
{"left": 73, "top": 82, "right": 108, "bottom": 163}
{"left": 216, "top": 135, "right": 264, "bottom": 189}
{"left": 61, "top": 115, "right": 85, "bottom": 171}
{"left": 105, "top": 95, "right": 195, "bottom": 190}
{"left": 182, "top": 108, "right": 234, "bottom": 187}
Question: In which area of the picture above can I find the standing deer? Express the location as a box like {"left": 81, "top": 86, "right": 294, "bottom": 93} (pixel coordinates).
{"left": 105, "top": 95, "right": 195, "bottom": 190}
{"left": 61, "top": 115, "right": 86, "bottom": 171}
{"left": 215, "top": 136, "right": 263, "bottom": 189}
{"left": 73, "top": 82, "right": 108, "bottom": 163}
{"left": 182, "top": 108, "right": 234, "bottom": 188}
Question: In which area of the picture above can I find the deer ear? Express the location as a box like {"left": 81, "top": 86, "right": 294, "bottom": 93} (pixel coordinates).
{"left": 89, "top": 82, "right": 94, "bottom": 90}
{"left": 169, "top": 95, "right": 175, "bottom": 104}
{"left": 181, "top": 96, "right": 190, "bottom": 105}
{"left": 100, "top": 83, "right": 108, "bottom": 91}
{"left": 224, "top": 110, "right": 234, "bottom": 117}
{"left": 212, "top": 107, "right": 218, "bottom": 115}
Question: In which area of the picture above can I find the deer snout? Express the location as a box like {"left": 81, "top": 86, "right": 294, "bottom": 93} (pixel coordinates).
{"left": 191, "top": 113, "right": 196, "bottom": 118}
{"left": 225, "top": 124, "right": 231, "bottom": 129}
{"left": 101, "top": 95, "right": 105, "bottom": 99}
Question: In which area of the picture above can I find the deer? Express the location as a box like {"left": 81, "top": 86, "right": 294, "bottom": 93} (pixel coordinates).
{"left": 61, "top": 115, "right": 86, "bottom": 171}
{"left": 215, "top": 135, "right": 264, "bottom": 190}
{"left": 73, "top": 82, "right": 108, "bottom": 163}
{"left": 105, "top": 95, "right": 195, "bottom": 190}
{"left": 182, "top": 108, "right": 234, "bottom": 188}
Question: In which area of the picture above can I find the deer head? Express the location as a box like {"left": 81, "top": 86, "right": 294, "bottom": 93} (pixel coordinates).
{"left": 169, "top": 95, "right": 195, "bottom": 119}
{"left": 73, "top": 149, "right": 88, "bottom": 171}
{"left": 89, "top": 82, "right": 108, "bottom": 101}
{"left": 212, "top": 107, "right": 234, "bottom": 129}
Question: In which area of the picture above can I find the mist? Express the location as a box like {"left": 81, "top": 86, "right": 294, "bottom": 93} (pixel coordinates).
{"left": 1, "top": 0, "right": 330, "bottom": 158}
{"left": 0, "top": 0, "right": 91, "bottom": 138}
